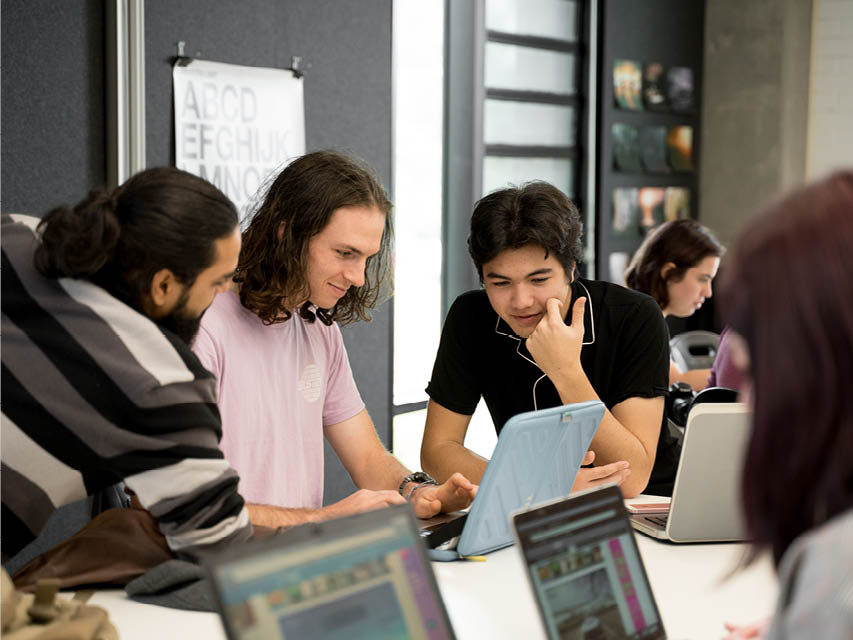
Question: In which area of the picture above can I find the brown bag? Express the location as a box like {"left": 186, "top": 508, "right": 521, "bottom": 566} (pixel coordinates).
{"left": 13, "top": 505, "right": 174, "bottom": 591}
{"left": 1, "top": 569, "right": 118, "bottom": 640}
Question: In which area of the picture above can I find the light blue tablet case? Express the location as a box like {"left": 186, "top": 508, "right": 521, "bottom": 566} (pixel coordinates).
{"left": 454, "top": 400, "right": 604, "bottom": 558}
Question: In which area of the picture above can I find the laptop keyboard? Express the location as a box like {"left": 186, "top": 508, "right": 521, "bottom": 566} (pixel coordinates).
{"left": 645, "top": 515, "right": 669, "bottom": 527}
{"left": 419, "top": 513, "right": 468, "bottom": 549}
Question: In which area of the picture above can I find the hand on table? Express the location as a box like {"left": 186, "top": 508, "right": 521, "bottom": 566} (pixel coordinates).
{"left": 410, "top": 472, "right": 478, "bottom": 519}
{"left": 323, "top": 489, "right": 406, "bottom": 519}
{"left": 572, "top": 450, "right": 631, "bottom": 493}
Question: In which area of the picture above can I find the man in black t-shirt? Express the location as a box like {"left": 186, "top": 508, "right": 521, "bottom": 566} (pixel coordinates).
{"left": 421, "top": 182, "right": 680, "bottom": 497}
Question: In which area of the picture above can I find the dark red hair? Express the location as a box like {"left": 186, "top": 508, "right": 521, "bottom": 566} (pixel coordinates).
{"left": 721, "top": 171, "right": 853, "bottom": 566}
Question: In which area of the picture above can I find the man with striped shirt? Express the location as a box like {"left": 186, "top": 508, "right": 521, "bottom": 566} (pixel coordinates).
{"left": 1, "top": 168, "right": 253, "bottom": 562}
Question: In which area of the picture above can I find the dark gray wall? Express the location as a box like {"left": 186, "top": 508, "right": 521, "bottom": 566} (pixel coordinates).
{"left": 143, "top": 0, "right": 392, "bottom": 174}
{"left": 144, "top": 0, "right": 393, "bottom": 505}
{"left": 1, "top": 0, "right": 394, "bottom": 506}
{"left": 1, "top": 0, "right": 105, "bottom": 213}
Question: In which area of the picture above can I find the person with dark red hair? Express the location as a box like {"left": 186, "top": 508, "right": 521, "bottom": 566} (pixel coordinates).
{"left": 720, "top": 171, "right": 853, "bottom": 638}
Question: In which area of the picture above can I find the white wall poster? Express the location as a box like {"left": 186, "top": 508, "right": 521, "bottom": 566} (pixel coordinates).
{"left": 173, "top": 59, "right": 306, "bottom": 223}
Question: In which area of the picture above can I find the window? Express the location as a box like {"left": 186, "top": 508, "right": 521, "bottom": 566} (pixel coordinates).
{"left": 393, "top": 0, "right": 590, "bottom": 467}
{"left": 391, "top": 0, "right": 444, "bottom": 468}
{"left": 440, "top": 0, "right": 590, "bottom": 461}
{"left": 482, "top": 0, "right": 583, "bottom": 200}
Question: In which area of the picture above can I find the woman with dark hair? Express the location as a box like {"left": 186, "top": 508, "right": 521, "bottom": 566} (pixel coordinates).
{"left": 193, "top": 150, "right": 477, "bottom": 528}
{"left": 625, "top": 219, "right": 724, "bottom": 389}
{"left": 720, "top": 172, "right": 853, "bottom": 638}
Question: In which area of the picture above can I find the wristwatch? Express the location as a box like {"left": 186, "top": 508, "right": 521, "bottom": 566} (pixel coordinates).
{"left": 398, "top": 471, "right": 438, "bottom": 498}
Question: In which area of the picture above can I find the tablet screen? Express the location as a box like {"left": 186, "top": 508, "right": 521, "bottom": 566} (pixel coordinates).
{"left": 210, "top": 508, "right": 455, "bottom": 640}
{"left": 514, "top": 486, "right": 666, "bottom": 640}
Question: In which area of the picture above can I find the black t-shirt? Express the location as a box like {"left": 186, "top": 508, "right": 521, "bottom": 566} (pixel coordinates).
{"left": 426, "top": 278, "right": 680, "bottom": 494}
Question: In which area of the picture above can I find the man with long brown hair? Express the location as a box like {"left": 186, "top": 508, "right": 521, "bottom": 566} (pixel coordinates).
{"left": 193, "top": 150, "right": 476, "bottom": 527}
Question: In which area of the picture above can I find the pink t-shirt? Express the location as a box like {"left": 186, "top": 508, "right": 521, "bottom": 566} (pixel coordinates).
{"left": 193, "top": 291, "right": 364, "bottom": 508}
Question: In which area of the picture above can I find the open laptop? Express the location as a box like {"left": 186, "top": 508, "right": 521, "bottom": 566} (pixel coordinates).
{"left": 630, "top": 403, "right": 750, "bottom": 543}
{"left": 206, "top": 505, "right": 456, "bottom": 640}
{"left": 512, "top": 484, "right": 667, "bottom": 640}
{"left": 421, "top": 400, "right": 605, "bottom": 560}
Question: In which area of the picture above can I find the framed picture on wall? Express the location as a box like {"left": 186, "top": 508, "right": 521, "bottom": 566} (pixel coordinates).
{"left": 667, "top": 66, "right": 694, "bottom": 113}
{"left": 612, "top": 187, "right": 640, "bottom": 238}
{"left": 640, "top": 126, "right": 669, "bottom": 173}
{"left": 612, "top": 123, "right": 642, "bottom": 172}
{"left": 638, "top": 187, "right": 666, "bottom": 235}
{"left": 613, "top": 59, "right": 643, "bottom": 110}
{"left": 667, "top": 126, "right": 694, "bottom": 172}
{"left": 664, "top": 187, "right": 691, "bottom": 220}
{"left": 608, "top": 251, "right": 631, "bottom": 286}
{"left": 643, "top": 62, "right": 668, "bottom": 112}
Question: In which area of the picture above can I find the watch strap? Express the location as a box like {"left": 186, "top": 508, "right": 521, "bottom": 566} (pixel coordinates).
{"left": 405, "top": 483, "right": 428, "bottom": 502}
{"left": 398, "top": 471, "right": 438, "bottom": 495}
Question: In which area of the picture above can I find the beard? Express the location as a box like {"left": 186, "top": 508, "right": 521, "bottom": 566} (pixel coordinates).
{"left": 155, "top": 289, "right": 204, "bottom": 344}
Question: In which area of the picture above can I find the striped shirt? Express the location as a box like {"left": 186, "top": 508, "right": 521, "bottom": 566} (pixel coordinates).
{"left": 1, "top": 214, "right": 252, "bottom": 561}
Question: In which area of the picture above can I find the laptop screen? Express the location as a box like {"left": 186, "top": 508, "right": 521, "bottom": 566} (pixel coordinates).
{"left": 513, "top": 486, "right": 666, "bottom": 640}
{"left": 209, "top": 507, "right": 455, "bottom": 640}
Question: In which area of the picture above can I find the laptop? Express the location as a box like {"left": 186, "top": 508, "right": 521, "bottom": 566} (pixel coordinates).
{"left": 206, "top": 505, "right": 456, "bottom": 640}
{"left": 422, "top": 400, "right": 604, "bottom": 560}
{"left": 630, "top": 403, "right": 750, "bottom": 543}
{"left": 512, "top": 484, "right": 667, "bottom": 640}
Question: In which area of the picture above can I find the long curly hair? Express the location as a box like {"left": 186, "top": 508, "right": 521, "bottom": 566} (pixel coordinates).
{"left": 235, "top": 150, "right": 393, "bottom": 326}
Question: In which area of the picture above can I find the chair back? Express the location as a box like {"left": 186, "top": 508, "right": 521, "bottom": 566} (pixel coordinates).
{"left": 669, "top": 330, "right": 720, "bottom": 371}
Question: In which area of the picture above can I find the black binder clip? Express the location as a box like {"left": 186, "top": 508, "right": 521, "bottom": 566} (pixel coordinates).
{"left": 288, "top": 55, "right": 306, "bottom": 79}
{"left": 174, "top": 40, "right": 193, "bottom": 67}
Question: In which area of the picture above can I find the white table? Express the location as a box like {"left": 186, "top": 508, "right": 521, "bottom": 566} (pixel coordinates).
{"left": 85, "top": 535, "right": 776, "bottom": 639}
{"left": 434, "top": 537, "right": 777, "bottom": 640}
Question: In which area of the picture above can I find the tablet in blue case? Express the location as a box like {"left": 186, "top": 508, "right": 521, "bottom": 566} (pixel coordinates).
{"left": 451, "top": 400, "right": 605, "bottom": 558}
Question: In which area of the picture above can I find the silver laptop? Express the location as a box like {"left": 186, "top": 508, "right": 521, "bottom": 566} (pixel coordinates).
{"left": 512, "top": 485, "right": 667, "bottom": 639}
{"left": 206, "top": 505, "right": 456, "bottom": 640}
{"left": 630, "top": 403, "right": 751, "bottom": 543}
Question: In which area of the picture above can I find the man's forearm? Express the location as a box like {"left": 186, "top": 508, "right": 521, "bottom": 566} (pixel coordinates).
{"left": 247, "top": 503, "right": 322, "bottom": 528}
{"left": 550, "top": 367, "right": 655, "bottom": 497}
{"left": 327, "top": 413, "right": 414, "bottom": 493}
{"left": 588, "top": 412, "right": 654, "bottom": 497}
{"left": 357, "top": 451, "right": 446, "bottom": 502}
{"left": 360, "top": 450, "right": 412, "bottom": 491}
{"left": 126, "top": 459, "right": 254, "bottom": 556}
{"left": 422, "top": 441, "right": 489, "bottom": 485}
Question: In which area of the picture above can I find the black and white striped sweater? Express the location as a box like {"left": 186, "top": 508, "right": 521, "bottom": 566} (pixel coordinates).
{"left": 1, "top": 214, "right": 252, "bottom": 562}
